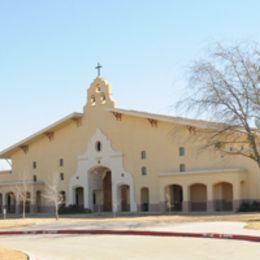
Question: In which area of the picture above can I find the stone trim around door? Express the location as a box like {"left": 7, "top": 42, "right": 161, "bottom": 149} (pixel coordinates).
{"left": 69, "top": 128, "right": 137, "bottom": 213}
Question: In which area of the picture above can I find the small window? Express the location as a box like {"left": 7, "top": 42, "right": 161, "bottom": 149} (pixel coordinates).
{"left": 59, "top": 158, "right": 64, "bottom": 167}
{"left": 141, "top": 151, "right": 146, "bottom": 160}
{"left": 60, "top": 173, "right": 64, "bottom": 181}
{"left": 33, "top": 175, "right": 37, "bottom": 182}
{"left": 179, "top": 147, "right": 185, "bottom": 156}
{"left": 141, "top": 166, "right": 147, "bottom": 176}
{"left": 179, "top": 164, "right": 186, "bottom": 172}
{"left": 33, "top": 161, "right": 37, "bottom": 169}
{"left": 95, "top": 141, "right": 102, "bottom": 152}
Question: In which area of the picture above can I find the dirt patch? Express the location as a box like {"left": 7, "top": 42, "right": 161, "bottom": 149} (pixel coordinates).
{"left": 244, "top": 219, "right": 260, "bottom": 230}
{"left": 0, "top": 248, "right": 27, "bottom": 260}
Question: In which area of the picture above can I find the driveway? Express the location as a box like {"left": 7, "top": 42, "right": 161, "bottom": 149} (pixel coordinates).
{"left": 4, "top": 219, "right": 260, "bottom": 237}
{"left": 0, "top": 234, "right": 260, "bottom": 260}
{"left": 1, "top": 220, "right": 260, "bottom": 259}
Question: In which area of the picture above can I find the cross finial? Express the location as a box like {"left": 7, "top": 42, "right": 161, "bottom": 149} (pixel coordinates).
{"left": 95, "top": 62, "right": 102, "bottom": 77}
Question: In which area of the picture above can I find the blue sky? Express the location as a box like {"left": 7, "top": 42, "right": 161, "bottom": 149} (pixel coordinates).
{"left": 1, "top": 0, "right": 260, "bottom": 168}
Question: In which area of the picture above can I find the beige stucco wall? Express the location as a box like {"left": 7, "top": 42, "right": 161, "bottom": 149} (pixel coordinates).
{"left": 0, "top": 77, "right": 259, "bottom": 211}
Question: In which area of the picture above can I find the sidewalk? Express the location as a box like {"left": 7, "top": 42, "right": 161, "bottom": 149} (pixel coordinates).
{"left": 1, "top": 220, "right": 260, "bottom": 240}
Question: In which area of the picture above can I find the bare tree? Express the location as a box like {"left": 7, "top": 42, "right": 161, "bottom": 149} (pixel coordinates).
{"left": 43, "top": 173, "right": 64, "bottom": 220}
{"left": 15, "top": 172, "right": 31, "bottom": 218}
{"left": 178, "top": 43, "right": 260, "bottom": 168}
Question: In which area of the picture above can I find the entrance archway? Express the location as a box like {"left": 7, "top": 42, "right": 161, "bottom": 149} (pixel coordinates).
{"left": 89, "top": 167, "right": 112, "bottom": 212}
{"left": 213, "top": 182, "right": 233, "bottom": 211}
{"left": 75, "top": 187, "right": 84, "bottom": 208}
{"left": 190, "top": 184, "right": 207, "bottom": 211}
{"left": 165, "top": 184, "right": 183, "bottom": 211}
{"left": 69, "top": 129, "right": 137, "bottom": 213}
{"left": 18, "top": 192, "right": 31, "bottom": 214}
{"left": 59, "top": 191, "right": 66, "bottom": 208}
{"left": 120, "top": 184, "right": 130, "bottom": 212}
{"left": 25, "top": 192, "right": 31, "bottom": 213}
{"left": 36, "top": 191, "right": 42, "bottom": 212}
{"left": 6, "top": 192, "right": 16, "bottom": 213}
{"left": 140, "top": 187, "right": 149, "bottom": 212}
{"left": 0, "top": 193, "right": 2, "bottom": 211}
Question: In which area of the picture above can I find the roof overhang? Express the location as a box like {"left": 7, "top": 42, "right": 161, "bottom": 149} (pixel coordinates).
{"left": 0, "top": 112, "right": 83, "bottom": 158}
{"left": 108, "top": 108, "right": 225, "bottom": 129}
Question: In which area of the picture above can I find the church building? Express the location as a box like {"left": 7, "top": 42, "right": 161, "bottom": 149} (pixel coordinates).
{"left": 0, "top": 74, "right": 259, "bottom": 214}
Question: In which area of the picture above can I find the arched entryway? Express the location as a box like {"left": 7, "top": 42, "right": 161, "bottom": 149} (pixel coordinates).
{"left": 190, "top": 184, "right": 207, "bottom": 211}
{"left": 0, "top": 193, "right": 2, "bottom": 211}
{"left": 213, "top": 182, "right": 233, "bottom": 211}
{"left": 140, "top": 187, "right": 149, "bottom": 212}
{"left": 36, "top": 191, "right": 42, "bottom": 212}
{"left": 25, "top": 192, "right": 30, "bottom": 213}
{"left": 60, "top": 191, "right": 66, "bottom": 208}
{"left": 119, "top": 184, "right": 130, "bottom": 212}
{"left": 18, "top": 192, "right": 31, "bottom": 214}
{"left": 165, "top": 184, "right": 183, "bottom": 211}
{"left": 75, "top": 187, "right": 84, "bottom": 208}
{"left": 70, "top": 129, "right": 137, "bottom": 213}
{"left": 89, "top": 167, "right": 112, "bottom": 212}
{"left": 6, "top": 192, "right": 16, "bottom": 213}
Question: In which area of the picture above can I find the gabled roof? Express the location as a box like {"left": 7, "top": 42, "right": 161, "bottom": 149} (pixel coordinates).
{"left": 1, "top": 105, "right": 257, "bottom": 159}
{"left": 0, "top": 113, "right": 83, "bottom": 158}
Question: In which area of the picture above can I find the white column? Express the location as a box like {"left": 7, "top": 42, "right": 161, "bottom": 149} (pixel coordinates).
{"left": 84, "top": 183, "right": 90, "bottom": 210}
{"left": 130, "top": 185, "right": 137, "bottom": 212}
{"left": 68, "top": 187, "right": 74, "bottom": 205}
{"left": 112, "top": 183, "right": 118, "bottom": 213}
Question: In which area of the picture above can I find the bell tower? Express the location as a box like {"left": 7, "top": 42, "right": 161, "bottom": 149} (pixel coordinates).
{"left": 84, "top": 76, "right": 116, "bottom": 111}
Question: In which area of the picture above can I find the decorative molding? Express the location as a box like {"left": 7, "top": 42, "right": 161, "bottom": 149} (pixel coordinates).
{"left": 69, "top": 128, "right": 137, "bottom": 212}
{"left": 44, "top": 131, "right": 55, "bottom": 141}
{"left": 186, "top": 125, "right": 196, "bottom": 134}
{"left": 148, "top": 118, "right": 158, "bottom": 128}
{"left": 19, "top": 145, "right": 29, "bottom": 154}
{"left": 72, "top": 118, "right": 82, "bottom": 127}
{"left": 112, "top": 112, "right": 122, "bottom": 121}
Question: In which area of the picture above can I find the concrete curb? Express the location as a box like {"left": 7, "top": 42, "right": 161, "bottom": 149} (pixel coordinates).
{"left": 0, "top": 229, "right": 260, "bottom": 242}
{"left": 22, "top": 250, "right": 37, "bottom": 260}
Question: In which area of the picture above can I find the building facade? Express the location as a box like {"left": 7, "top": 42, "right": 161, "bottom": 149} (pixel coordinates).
{"left": 0, "top": 77, "right": 259, "bottom": 214}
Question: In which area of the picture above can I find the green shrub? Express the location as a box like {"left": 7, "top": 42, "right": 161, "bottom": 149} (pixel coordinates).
{"left": 239, "top": 201, "right": 260, "bottom": 212}
{"left": 60, "top": 204, "right": 92, "bottom": 214}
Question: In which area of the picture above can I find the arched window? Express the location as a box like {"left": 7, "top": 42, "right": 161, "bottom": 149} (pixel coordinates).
{"left": 179, "top": 164, "right": 186, "bottom": 172}
{"left": 141, "top": 150, "right": 146, "bottom": 160}
{"left": 141, "top": 166, "right": 147, "bottom": 176}
{"left": 95, "top": 141, "right": 102, "bottom": 152}
{"left": 179, "top": 147, "right": 185, "bottom": 156}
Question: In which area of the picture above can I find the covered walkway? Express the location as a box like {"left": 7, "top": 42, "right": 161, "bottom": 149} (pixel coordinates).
{"left": 160, "top": 168, "right": 247, "bottom": 212}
